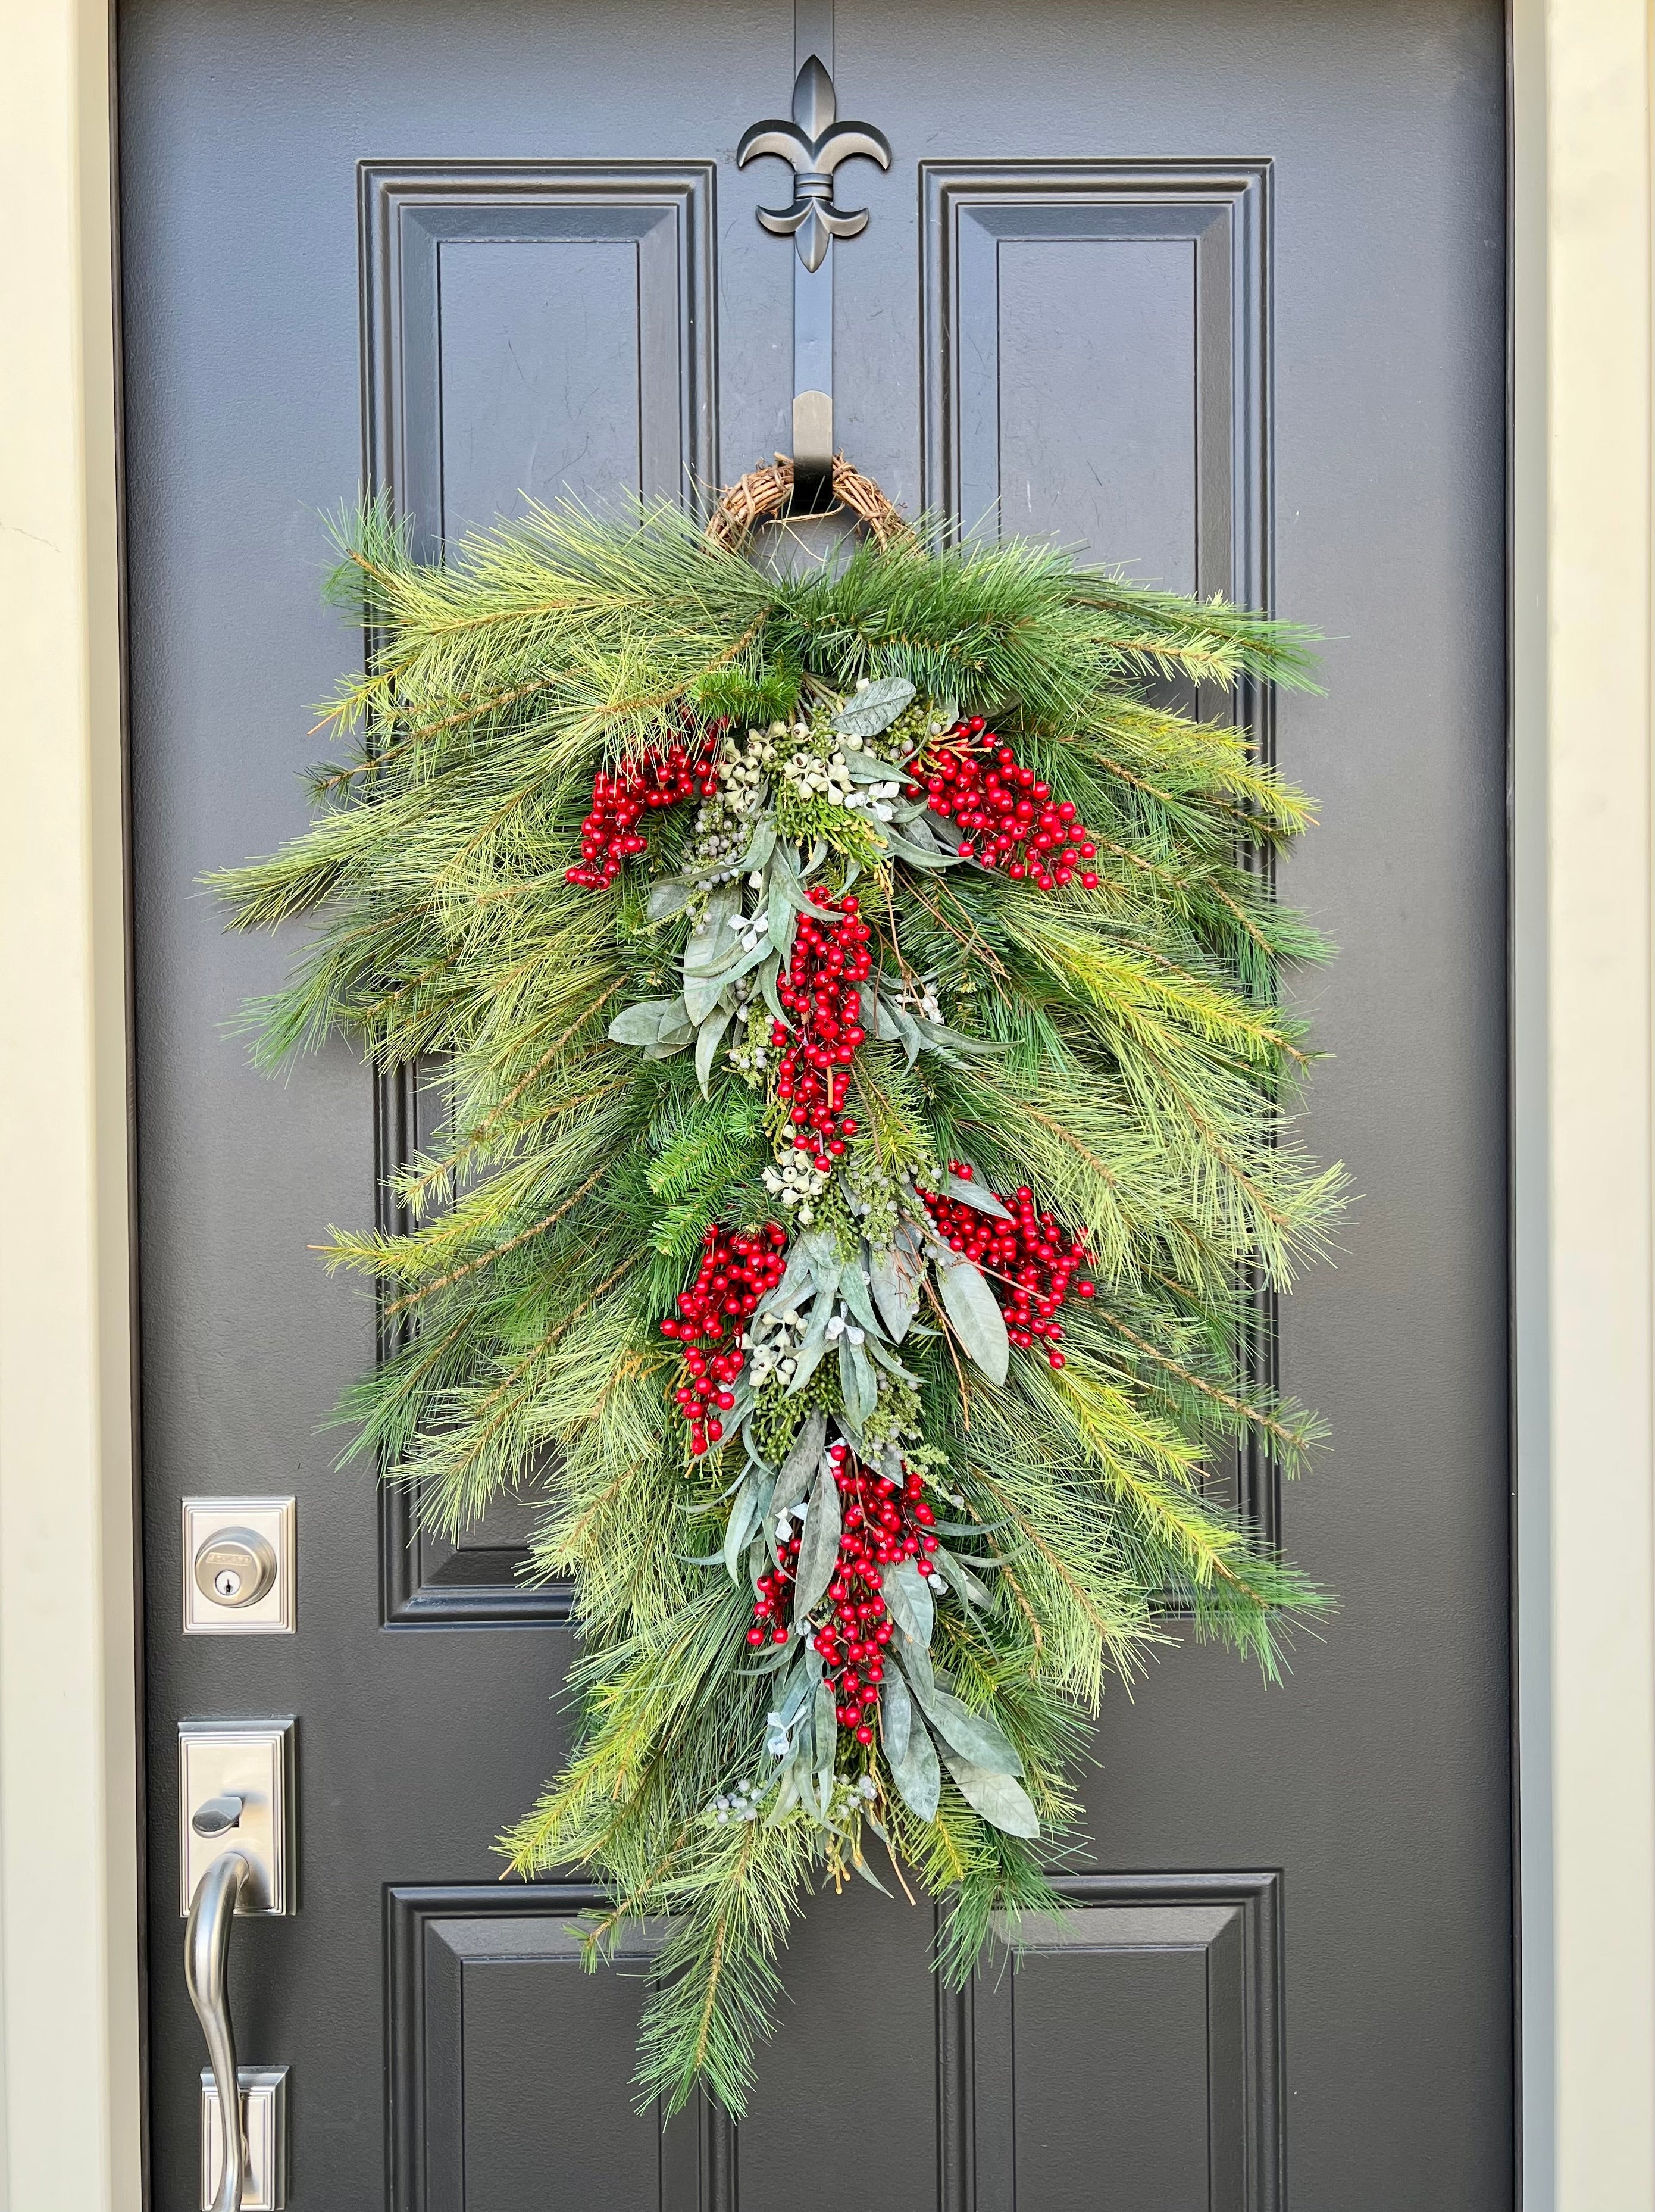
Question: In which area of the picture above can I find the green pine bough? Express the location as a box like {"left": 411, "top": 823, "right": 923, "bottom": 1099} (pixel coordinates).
{"left": 215, "top": 496, "right": 1344, "bottom": 2116}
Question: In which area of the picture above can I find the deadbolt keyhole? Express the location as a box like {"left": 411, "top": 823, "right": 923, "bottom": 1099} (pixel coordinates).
{"left": 193, "top": 1527, "right": 278, "bottom": 1611}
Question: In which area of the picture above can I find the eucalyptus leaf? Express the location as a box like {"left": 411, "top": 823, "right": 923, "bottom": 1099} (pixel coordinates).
{"left": 791, "top": 1458, "right": 842, "bottom": 1619}
{"left": 830, "top": 674, "right": 916, "bottom": 737}
{"left": 695, "top": 1003, "right": 734, "bottom": 1096}
{"left": 882, "top": 1666, "right": 913, "bottom": 1764}
{"left": 929, "top": 1546, "right": 995, "bottom": 1609}
{"left": 683, "top": 882, "right": 741, "bottom": 973}
{"left": 842, "top": 746, "right": 902, "bottom": 784}
{"left": 765, "top": 1242, "right": 819, "bottom": 1315}
{"left": 881, "top": 1558, "right": 934, "bottom": 1650}
{"left": 874, "top": 996, "right": 904, "bottom": 1043}
{"left": 642, "top": 1031, "right": 696, "bottom": 1060}
{"left": 885, "top": 1695, "right": 941, "bottom": 1820}
{"left": 736, "top": 1636, "right": 798, "bottom": 1677}
{"left": 645, "top": 877, "right": 692, "bottom": 921}
{"left": 760, "top": 954, "right": 789, "bottom": 1027}
{"left": 786, "top": 1299, "right": 833, "bottom": 1395}
{"left": 892, "top": 1624, "right": 936, "bottom": 1700}
{"left": 767, "top": 868, "right": 799, "bottom": 965}
{"left": 812, "top": 1680, "right": 838, "bottom": 1808}
{"left": 861, "top": 1334, "right": 921, "bottom": 1385}
{"left": 767, "top": 1765, "right": 801, "bottom": 1825}
{"left": 740, "top": 817, "right": 778, "bottom": 872}
{"left": 936, "top": 1251, "right": 1010, "bottom": 1385}
{"left": 838, "top": 1255, "right": 881, "bottom": 1336}
{"left": 608, "top": 997, "right": 680, "bottom": 1046}
{"left": 838, "top": 1333, "right": 877, "bottom": 1426}
{"left": 773, "top": 1410, "right": 825, "bottom": 1517}
{"left": 910, "top": 1683, "right": 1022, "bottom": 1776}
{"left": 883, "top": 830, "right": 958, "bottom": 871}
{"left": 887, "top": 1001, "right": 924, "bottom": 1067}
{"left": 941, "top": 1754, "right": 1040, "bottom": 1838}
{"left": 868, "top": 1242, "right": 921, "bottom": 1342}
{"left": 944, "top": 1173, "right": 1012, "bottom": 1220}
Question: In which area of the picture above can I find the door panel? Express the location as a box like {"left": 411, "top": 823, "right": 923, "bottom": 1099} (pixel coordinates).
{"left": 121, "top": 2, "right": 1510, "bottom": 2204}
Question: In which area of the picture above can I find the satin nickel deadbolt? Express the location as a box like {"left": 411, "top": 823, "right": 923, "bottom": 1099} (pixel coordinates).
{"left": 195, "top": 1529, "right": 276, "bottom": 1608}
{"left": 183, "top": 1498, "right": 295, "bottom": 1633}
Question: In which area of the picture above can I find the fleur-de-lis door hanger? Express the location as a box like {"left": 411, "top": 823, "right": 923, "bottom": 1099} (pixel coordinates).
{"left": 738, "top": 53, "right": 891, "bottom": 510}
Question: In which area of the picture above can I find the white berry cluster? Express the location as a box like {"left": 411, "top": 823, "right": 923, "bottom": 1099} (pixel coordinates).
{"left": 708, "top": 1778, "right": 762, "bottom": 1824}
{"left": 762, "top": 1144, "right": 831, "bottom": 1221}
{"left": 779, "top": 738, "right": 855, "bottom": 806}
{"left": 741, "top": 1305, "right": 806, "bottom": 1387}
{"left": 689, "top": 727, "right": 775, "bottom": 883}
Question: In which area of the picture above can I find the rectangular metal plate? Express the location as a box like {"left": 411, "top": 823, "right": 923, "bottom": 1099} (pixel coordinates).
{"left": 201, "top": 2065, "right": 287, "bottom": 2210}
{"left": 182, "top": 1495, "right": 296, "bottom": 1633}
{"left": 178, "top": 1718, "right": 295, "bottom": 1916}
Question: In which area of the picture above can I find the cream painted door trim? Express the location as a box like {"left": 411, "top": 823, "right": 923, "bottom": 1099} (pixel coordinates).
{"left": 0, "top": 1, "right": 1648, "bottom": 2205}
{"left": 0, "top": 4, "right": 143, "bottom": 2211}
{"left": 1510, "top": 2, "right": 1655, "bottom": 2205}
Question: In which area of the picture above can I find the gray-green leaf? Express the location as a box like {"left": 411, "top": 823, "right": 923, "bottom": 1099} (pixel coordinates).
{"left": 645, "top": 877, "right": 692, "bottom": 921}
{"left": 608, "top": 996, "right": 680, "bottom": 1046}
{"left": 911, "top": 1685, "right": 1023, "bottom": 1776}
{"left": 883, "top": 1678, "right": 941, "bottom": 1820}
{"left": 695, "top": 1004, "right": 734, "bottom": 1096}
{"left": 935, "top": 1251, "right": 1009, "bottom": 1385}
{"left": 942, "top": 1754, "right": 1041, "bottom": 1838}
{"left": 791, "top": 1457, "right": 842, "bottom": 1619}
{"left": 868, "top": 1237, "right": 921, "bottom": 1341}
{"left": 944, "top": 1173, "right": 1012, "bottom": 1219}
{"left": 831, "top": 676, "right": 916, "bottom": 738}
{"left": 773, "top": 1410, "right": 825, "bottom": 1517}
{"left": 881, "top": 1557, "right": 934, "bottom": 1649}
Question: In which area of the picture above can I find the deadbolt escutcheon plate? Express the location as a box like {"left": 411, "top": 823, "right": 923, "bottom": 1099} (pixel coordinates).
{"left": 182, "top": 1496, "right": 295, "bottom": 1634}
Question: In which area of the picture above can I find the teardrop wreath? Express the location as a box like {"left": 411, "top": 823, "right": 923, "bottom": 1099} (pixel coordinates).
{"left": 215, "top": 469, "right": 1344, "bottom": 2116}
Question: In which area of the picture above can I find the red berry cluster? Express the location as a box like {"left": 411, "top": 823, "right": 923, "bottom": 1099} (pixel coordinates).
{"left": 565, "top": 741, "right": 719, "bottom": 888}
{"left": 747, "top": 1442, "right": 940, "bottom": 1747}
{"left": 770, "top": 889, "right": 872, "bottom": 1165}
{"left": 919, "top": 1166, "right": 1096, "bottom": 1368}
{"left": 905, "top": 717, "right": 1102, "bottom": 890}
{"left": 661, "top": 1221, "right": 787, "bottom": 1454}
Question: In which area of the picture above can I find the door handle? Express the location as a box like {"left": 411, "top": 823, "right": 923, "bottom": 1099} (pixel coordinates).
{"left": 179, "top": 1719, "right": 294, "bottom": 2209}
{"left": 185, "top": 1851, "right": 253, "bottom": 2212}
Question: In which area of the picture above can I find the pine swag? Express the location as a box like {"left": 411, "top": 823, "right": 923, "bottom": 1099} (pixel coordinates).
{"left": 215, "top": 493, "right": 1344, "bottom": 2116}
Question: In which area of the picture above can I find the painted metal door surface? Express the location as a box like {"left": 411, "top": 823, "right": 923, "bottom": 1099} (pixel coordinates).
{"left": 121, "top": 2, "right": 1511, "bottom": 2204}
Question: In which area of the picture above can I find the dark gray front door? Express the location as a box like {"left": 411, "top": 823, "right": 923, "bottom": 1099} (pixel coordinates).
{"left": 121, "top": 2, "right": 1512, "bottom": 2204}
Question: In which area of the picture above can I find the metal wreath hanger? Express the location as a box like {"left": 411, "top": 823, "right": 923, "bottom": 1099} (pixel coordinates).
{"left": 736, "top": 2, "right": 890, "bottom": 516}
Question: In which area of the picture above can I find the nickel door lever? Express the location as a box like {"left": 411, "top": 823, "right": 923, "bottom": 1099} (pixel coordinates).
{"left": 185, "top": 1851, "right": 253, "bottom": 2212}
{"left": 179, "top": 1720, "right": 293, "bottom": 2208}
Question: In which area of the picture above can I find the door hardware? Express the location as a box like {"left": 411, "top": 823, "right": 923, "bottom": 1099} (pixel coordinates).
{"left": 182, "top": 1497, "right": 296, "bottom": 1634}
{"left": 180, "top": 1723, "right": 295, "bottom": 2210}
{"left": 186, "top": 1854, "right": 290, "bottom": 2210}
{"left": 200, "top": 2066, "right": 288, "bottom": 2212}
{"left": 737, "top": 50, "right": 888, "bottom": 511}
{"left": 195, "top": 1527, "right": 276, "bottom": 1608}
{"left": 192, "top": 1793, "right": 245, "bottom": 1838}
{"left": 179, "top": 1719, "right": 295, "bottom": 1914}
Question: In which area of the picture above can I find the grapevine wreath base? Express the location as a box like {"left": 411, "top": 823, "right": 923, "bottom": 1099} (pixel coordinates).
{"left": 217, "top": 470, "right": 1343, "bottom": 2113}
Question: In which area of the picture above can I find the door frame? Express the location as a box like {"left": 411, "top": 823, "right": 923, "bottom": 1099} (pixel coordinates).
{"left": 1, "top": 2, "right": 1647, "bottom": 2203}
